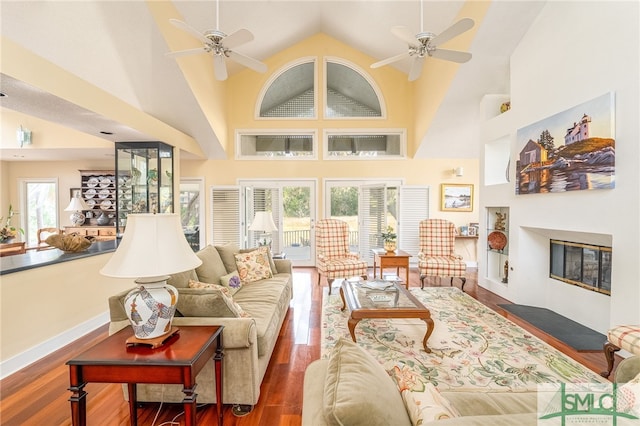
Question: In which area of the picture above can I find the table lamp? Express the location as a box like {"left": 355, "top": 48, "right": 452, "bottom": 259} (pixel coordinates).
{"left": 100, "top": 213, "right": 202, "bottom": 344}
{"left": 64, "top": 196, "right": 89, "bottom": 226}
{"left": 249, "top": 211, "right": 277, "bottom": 247}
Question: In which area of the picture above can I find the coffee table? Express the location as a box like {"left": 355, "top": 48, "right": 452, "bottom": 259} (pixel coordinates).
{"left": 339, "top": 279, "right": 434, "bottom": 353}
{"left": 66, "top": 325, "right": 224, "bottom": 426}
{"left": 371, "top": 248, "right": 411, "bottom": 288}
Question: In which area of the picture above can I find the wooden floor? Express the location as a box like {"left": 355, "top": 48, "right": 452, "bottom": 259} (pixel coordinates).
{"left": 0, "top": 268, "right": 618, "bottom": 426}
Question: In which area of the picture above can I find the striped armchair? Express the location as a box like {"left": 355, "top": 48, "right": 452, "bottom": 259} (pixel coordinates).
{"left": 418, "top": 219, "right": 467, "bottom": 291}
{"left": 316, "top": 219, "right": 368, "bottom": 294}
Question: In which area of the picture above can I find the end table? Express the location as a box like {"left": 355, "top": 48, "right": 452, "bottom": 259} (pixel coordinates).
{"left": 66, "top": 325, "right": 224, "bottom": 426}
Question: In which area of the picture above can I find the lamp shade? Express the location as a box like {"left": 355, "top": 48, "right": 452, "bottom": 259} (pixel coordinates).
{"left": 100, "top": 213, "right": 202, "bottom": 279}
{"left": 64, "top": 196, "right": 89, "bottom": 212}
{"left": 248, "top": 211, "right": 278, "bottom": 232}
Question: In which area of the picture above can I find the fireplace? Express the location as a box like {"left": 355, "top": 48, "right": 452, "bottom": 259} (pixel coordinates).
{"left": 549, "top": 239, "right": 612, "bottom": 295}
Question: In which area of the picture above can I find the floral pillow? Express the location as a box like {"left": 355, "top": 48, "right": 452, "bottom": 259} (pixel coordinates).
{"left": 187, "top": 280, "right": 249, "bottom": 318}
{"left": 220, "top": 271, "right": 242, "bottom": 295}
{"left": 401, "top": 384, "right": 460, "bottom": 425}
{"left": 234, "top": 247, "right": 273, "bottom": 283}
{"left": 617, "top": 371, "right": 640, "bottom": 413}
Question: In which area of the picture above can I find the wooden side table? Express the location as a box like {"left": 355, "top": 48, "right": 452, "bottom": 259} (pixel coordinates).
{"left": 66, "top": 325, "right": 224, "bottom": 426}
{"left": 371, "top": 248, "right": 412, "bottom": 288}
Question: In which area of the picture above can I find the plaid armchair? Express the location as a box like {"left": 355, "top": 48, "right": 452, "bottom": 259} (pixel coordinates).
{"left": 418, "top": 219, "right": 467, "bottom": 291}
{"left": 316, "top": 219, "right": 368, "bottom": 294}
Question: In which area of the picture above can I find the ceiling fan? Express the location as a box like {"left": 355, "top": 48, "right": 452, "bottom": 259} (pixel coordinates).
{"left": 166, "top": 0, "right": 267, "bottom": 81}
{"left": 371, "top": 1, "right": 474, "bottom": 81}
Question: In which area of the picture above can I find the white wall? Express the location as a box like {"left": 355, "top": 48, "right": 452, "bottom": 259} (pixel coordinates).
{"left": 480, "top": 1, "right": 640, "bottom": 333}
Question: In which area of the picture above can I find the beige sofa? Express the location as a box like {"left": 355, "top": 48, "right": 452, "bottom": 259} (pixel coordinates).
{"left": 303, "top": 338, "right": 545, "bottom": 426}
{"left": 303, "top": 340, "right": 640, "bottom": 426}
{"left": 108, "top": 243, "right": 292, "bottom": 412}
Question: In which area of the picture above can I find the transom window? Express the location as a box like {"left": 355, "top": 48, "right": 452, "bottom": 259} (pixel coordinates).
{"left": 324, "top": 129, "right": 405, "bottom": 159}
{"left": 236, "top": 130, "right": 317, "bottom": 159}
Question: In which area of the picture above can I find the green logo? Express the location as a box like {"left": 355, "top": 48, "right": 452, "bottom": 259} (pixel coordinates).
{"left": 538, "top": 383, "right": 640, "bottom": 425}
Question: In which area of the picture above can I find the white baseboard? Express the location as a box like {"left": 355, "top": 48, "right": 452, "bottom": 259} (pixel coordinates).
{"left": 0, "top": 311, "right": 109, "bottom": 380}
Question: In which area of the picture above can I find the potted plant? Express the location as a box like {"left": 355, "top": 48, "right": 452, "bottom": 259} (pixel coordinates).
{"left": 381, "top": 226, "right": 397, "bottom": 252}
{"left": 0, "top": 204, "right": 24, "bottom": 243}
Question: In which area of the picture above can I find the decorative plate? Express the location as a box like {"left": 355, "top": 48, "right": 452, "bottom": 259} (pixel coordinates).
{"left": 488, "top": 231, "right": 507, "bottom": 250}
{"left": 100, "top": 199, "right": 113, "bottom": 209}
{"left": 98, "top": 189, "right": 111, "bottom": 199}
{"left": 85, "top": 199, "right": 96, "bottom": 208}
{"left": 99, "top": 177, "right": 111, "bottom": 188}
{"left": 87, "top": 177, "right": 99, "bottom": 188}
{"left": 85, "top": 188, "right": 97, "bottom": 198}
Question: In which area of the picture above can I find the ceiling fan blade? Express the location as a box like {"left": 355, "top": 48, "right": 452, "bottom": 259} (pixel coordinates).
{"left": 430, "top": 48, "right": 472, "bottom": 63}
{"left": 430, "top": 18, "right": 475, "bottom": 46}
{"left": 213, "top": 54, "right": 228, "bottom": 81}
{"left": 371, "top": 51, "right": 410, "bottom": 69}
{"left": 224, "top": 29, "right": 254, "bottom": 49}
{"left": 165, "top": 48, "right": 206, "bottom": 58}
{"left": 408, "top": 56, "right": 424, "bottom": 81}
{"left": 169, "top": 19, "right": 208, "bottom": 44}
{"left": 227, "top": 50, "right": 267, "bottom": 73}
{"left": 391, "top": 26, "right": 418, "bottom": 46}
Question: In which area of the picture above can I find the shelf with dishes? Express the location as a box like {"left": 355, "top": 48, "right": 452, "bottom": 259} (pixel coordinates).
{"left": 486, "top": 207, "right": 509, "bottom": 284}
{"left": 80, "top": 170, "right": 116, "bottom": 225}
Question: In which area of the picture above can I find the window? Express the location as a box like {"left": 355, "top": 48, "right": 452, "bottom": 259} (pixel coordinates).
{"left": 258, "top": 60, "right": 316, "bottom": 118}
{"left": 20, "top": 179, "right": 58, "bottom": 245}
{"left": 236, "top": 130, "right": 317, "bottom": 159}
{"left": 324, "top": 129, "right": 405, "bottom": 159}
{"left": 325, "top": 60, "right": 383, "bottom": 118}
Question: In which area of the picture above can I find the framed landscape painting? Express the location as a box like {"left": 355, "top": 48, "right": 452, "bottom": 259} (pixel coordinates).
{"left": 441, "top": 184, "right": 473, "bottom": 212}
{"left": 515, "top": 92, "right": 615, "bottom": 195}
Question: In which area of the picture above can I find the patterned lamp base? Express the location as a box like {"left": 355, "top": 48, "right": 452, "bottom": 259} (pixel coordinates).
{"left": 70, "top": 211, "right": 86, "bottom": 226}
{"left": 125, "top": 276, "right": 178, "bottom": 339}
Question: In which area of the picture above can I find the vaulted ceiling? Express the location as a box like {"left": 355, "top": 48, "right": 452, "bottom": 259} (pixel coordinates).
{"left": 0, "top": 1, "right": 545, "bottom": 162}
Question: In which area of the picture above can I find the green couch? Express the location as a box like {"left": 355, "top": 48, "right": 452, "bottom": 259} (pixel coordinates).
{"left": 108, "top": 243, "right": 293, "bottom": 412}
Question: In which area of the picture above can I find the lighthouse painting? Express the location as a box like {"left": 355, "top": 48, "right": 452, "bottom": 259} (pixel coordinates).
{"left": 515, "top": 92, "right": 615, "bottom": 194}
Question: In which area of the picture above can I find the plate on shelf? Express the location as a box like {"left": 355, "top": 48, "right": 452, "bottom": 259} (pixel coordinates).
{"left": 488, "top": 231, "right": 507, "bottom": 250}
{"left": 86, "top": 177, "right": 99, "bottom": 188}
{"left": 100, "top": 199, "right": 113, "bottom": 209}
{"left": 85, "top": 199, "right": 96, "bottom": 208}
{"left": 85, "top": 188, "right": 97, "bottom": 198}
{"left": 99, "top": 177, "right": 111, "bottom": 188}
{"left": 98, "top": 189, "right": 111, "bottom": 199}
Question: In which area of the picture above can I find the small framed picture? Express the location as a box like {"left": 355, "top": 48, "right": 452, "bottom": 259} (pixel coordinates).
{"left": 468, "top": 226, "right": 477, "bottom": 236}
{"left": 459, "top": 226, "right": 469, "bottom": 236}
{"left": 70, "top": 188, "right": 82, "bottom": 199}
{"left": 441, "top": 184, "right": 473, "bottom": 212}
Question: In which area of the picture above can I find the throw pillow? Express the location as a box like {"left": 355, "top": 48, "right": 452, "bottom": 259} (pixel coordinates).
{"left": 215, "top": 243, "right": 241, "bottom": 272}
{"left": 220, "top": 270, "right": 242, "bottom": 295}
{"left": 617, "top": 371, "right": 640, "bottom": 413}
{"left": 401, "top": 384, "right": 461, "bottom": 425}
{"left": 195, "top": 245, "right": 228, "bottom": 285}
{"left": 234, "top": 247, "right": 273, "bottom": 283}
{"left": 323, "top": 338, "right": 412, "bottom": 426}
{"left": 240, "top": 246, "right": 278, "bottom": 274}
{"left": 186, "top": 280, "right": 249, "bottom": 318}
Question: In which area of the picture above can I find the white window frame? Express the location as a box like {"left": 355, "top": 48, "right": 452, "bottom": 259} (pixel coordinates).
{"left": 235, "top": 129, "right": 318, "bottom": 160}
{"left": 323, "top": 128, "right": 407, "bottom": 160}
{"left": 18, "top": 177, "right": 59, "bottom": 246}
{"left": 323, "top": 57, "right": 387, "bottom": 120}
{"left": 255, "top": 57, "right": 318, "bottom": 120}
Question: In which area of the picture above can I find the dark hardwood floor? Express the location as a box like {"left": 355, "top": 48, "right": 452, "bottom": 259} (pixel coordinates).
{"left": 0, "top": 268, "right": 618, "bottom": 425}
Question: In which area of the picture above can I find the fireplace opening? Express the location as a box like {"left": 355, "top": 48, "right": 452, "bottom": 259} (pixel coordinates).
{"left": 550, "top": 239, "right": 611, "bottom": 295}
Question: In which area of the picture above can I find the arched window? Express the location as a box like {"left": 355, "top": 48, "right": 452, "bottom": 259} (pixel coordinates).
{"left": 325, "top": 59, "right": 383, "bottom": 118}
{"left": 258, "top": 60, "right": 315, "bottom": 118}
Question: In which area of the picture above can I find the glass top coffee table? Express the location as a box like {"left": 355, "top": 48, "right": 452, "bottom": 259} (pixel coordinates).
{"left": 339, "top": 278, "right": 434, "bottom": 353}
